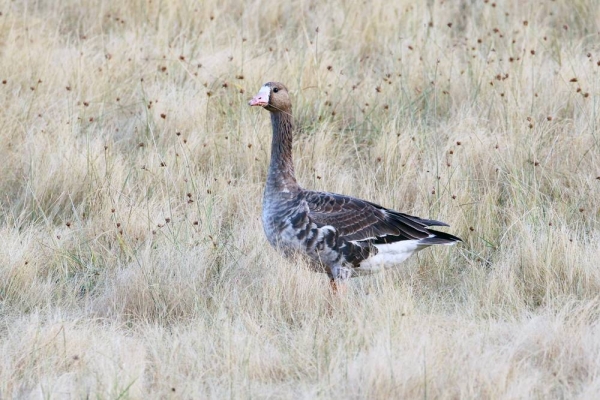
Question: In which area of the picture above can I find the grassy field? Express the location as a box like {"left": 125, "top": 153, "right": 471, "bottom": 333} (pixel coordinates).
{"left": 1, "top": 0, "right": 599, "bottom": 398}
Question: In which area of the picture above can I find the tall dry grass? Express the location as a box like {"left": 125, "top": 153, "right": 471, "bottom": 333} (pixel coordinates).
{"left": 1, "top": 0, "right": 599, "bottom": 398}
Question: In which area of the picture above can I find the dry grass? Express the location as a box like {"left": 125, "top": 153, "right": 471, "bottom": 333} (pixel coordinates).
{"left": 1, "top": 0, "right": 600, "bottom": 398}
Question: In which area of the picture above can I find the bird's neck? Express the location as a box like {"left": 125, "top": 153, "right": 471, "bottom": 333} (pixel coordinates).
{"left": 266, "top": 111, "right": 299, "bottom": 193}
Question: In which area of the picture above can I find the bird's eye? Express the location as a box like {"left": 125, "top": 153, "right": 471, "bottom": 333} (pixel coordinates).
{"left": 273, "top": 88, "right": 279, "bottom": 93}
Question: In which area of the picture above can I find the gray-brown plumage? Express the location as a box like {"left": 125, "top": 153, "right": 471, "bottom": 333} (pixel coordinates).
{"left": 249, "top": 82, "right": 461, "bottom": 283}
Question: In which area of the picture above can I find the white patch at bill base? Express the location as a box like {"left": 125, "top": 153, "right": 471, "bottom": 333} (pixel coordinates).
{"left": 257, "top": 85, "right": 271, "bottom": 103}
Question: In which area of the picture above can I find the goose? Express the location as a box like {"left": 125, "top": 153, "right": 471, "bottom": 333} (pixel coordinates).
{"left": 249, "top": 82, "right": 462, "bottom": 289}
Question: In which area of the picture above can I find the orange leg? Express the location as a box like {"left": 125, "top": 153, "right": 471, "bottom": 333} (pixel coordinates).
{"left": 330, "top": 278, "right": 338, "bottom": 294}
{"left": 329, "top": 279, "right": 346, "bottom": 295}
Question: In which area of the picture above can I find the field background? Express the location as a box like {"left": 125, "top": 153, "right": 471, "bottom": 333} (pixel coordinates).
{"left": 1, "top": 0, "right": 600, "bottom": 398}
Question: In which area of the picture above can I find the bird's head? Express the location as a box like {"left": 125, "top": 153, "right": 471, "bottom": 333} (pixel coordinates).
{"left": 248, "top": 82, "right": 291, "bottom": 113}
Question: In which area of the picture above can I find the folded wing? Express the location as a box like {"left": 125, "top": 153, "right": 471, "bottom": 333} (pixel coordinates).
{"left": 303, "top": 191, "right": 461, "bottom": 245}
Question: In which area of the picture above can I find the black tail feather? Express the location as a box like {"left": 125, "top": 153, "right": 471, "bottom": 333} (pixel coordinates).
{"left": 419, "top": 228, "right": 463, "bottom": 245}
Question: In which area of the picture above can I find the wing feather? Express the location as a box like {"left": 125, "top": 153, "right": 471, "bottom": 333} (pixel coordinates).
{"left": 303, "top": 191, "right": 460, "bottom": 244}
